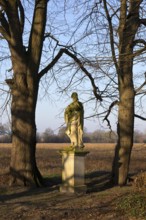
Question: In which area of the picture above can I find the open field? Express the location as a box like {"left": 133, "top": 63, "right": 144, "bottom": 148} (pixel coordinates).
{"left": 0, "top": 143, "right": 146, "bottom": 220}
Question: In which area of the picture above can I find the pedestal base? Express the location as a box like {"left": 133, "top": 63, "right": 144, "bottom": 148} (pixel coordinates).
{"left": 59, "top": 149, "right": 89, "bottom": 193}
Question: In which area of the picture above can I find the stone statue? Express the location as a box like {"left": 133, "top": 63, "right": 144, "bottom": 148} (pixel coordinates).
{"left": 64, "top": 92, "right": 84, "bottom": 149}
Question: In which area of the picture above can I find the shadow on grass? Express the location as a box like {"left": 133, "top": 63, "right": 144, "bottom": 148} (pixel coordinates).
{"left": 0, "top": 171, "right": 115, "bottom": 202}
{"left": 86, "top": 171, "right": 113, "bottom": 193}
{"left": 86, "top": 171, "right": 141, "bottom": 193}
{"left": 0, "top": 175, "right": 62, "bottom": 203}
{"left": 44, "top": 175, "right": 62, "bottom": 187}
{"left": 45, "top": 171, "right": 114, "bottom": 194}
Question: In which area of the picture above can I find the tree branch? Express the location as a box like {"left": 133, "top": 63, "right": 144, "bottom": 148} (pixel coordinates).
{"left": 17, "top": 0, "right": 25, "bottom": 35}
{"left": 64, "top": 49, "right": 102, "bottom": 101}
{"left": 38, "top": 48, "right": 65, "bottom": 79}
{"left": 103, "top": 0, "right": 119, "bottom": 73}
{"left": 0, "top": 10, "right": 10, "bottom": 40}
{"left": 135, "top": 72, "right": 146, "bottom": 94}
{"left": 1, "top": 1, "right": 24, "bottom": 45}
{"left": 38, "top": 48, "right": 102, "bottom": 101}
{"left": 140, "top": 18, "right": 146, "bottom": 26}
{"left": 0, "top": 26, "right": 10, "bottom": 41}
{"left": 28, "top": 0, "right": 48, "bottom": 73}
{"left": 118, "top": 0, "right": 127, "bottom": 37}
{"left": 133, "top": 39, "right": 146, "bottom": 46}
{"left": 133, "top": 39, "right": 146, "bottom": 57}
{"left": 133, "top": 46, "right": 146, "bottom": 57}
{"left": 103, "top": 100, "right": 119, "bottom": 130}
{"left": 135, "top": 114, "right": 146, "bottom": 121}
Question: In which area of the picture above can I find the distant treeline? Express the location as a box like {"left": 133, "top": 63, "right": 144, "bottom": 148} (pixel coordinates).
{"left": 1, "top": 123, "right": 146, "bottom": 143}
{"left": 36, "top": 127, "right": 117, "bottom": 143}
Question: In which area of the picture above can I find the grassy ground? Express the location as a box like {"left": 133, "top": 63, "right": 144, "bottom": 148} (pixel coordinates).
{"left": 0, "top": 143, "right": 146, "bottom": 220}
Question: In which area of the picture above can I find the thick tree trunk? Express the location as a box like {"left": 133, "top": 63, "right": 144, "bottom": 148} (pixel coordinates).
{"left": 7, "top": 55, "right": 43, "bottom": 186}
{"left": 1, "top": 0, "right": 48, "bottom": 186}
{"left": 112, "top": 45, "right": 135, "bottom": 185}
{"left": 9, "top": 76, "right": 43, "bottom": 186}
{"left": 112, "top": 74, "right": 135, "bottom": 185}
{"left": 111, "top": 0, "right": 141, "bottom": 185}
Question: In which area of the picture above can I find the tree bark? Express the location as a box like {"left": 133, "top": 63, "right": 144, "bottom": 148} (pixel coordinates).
{"left": 2, "top": 0, "right": 48, "bottom": 186}
{"left": 10, "top": 97, "right": 41, "bottom": 186}
{"left": 112, "top": 0, "right": 141, "bottom": 185}
{"left": 112, "top": 65, "right": 135, "bottom": 185}
{"left": 6, "top": 52, "right": 43, "bottom": 185}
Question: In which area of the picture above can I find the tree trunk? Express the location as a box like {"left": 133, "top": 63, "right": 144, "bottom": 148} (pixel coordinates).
{"left": 1, "top": 0, "right": 48, "bottom": 186}
{"left": 9, "top": 73, "right": 43, "bottom": 186}
{"left": 112, "top": 0, "right": 141, "bottom": 185}
{"left": 112, "top": 66, "right": 135, "bottom": 185}
{"left": 7, "top": 53, "right": 43, "bottom": 186}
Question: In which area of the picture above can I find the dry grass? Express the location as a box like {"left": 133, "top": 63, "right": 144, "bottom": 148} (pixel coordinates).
{"left": 0, "top": 143, "right": 146, "bottom": 220}
{"left": 0, "top": 143, "right": 146, "bottom": 184}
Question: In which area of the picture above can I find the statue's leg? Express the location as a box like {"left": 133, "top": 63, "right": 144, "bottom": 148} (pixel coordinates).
{"left": 78, "top": 127, "right": 84, "bottom": 148}
{"left": 70, "top": 122, "right": 78, "bottom": 147}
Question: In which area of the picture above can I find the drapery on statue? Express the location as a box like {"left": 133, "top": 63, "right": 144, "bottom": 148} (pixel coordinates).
{"left": 64, "top": 92, "right": 84, "bottom": 149}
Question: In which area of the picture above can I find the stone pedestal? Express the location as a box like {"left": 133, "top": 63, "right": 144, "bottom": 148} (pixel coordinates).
{"left": 60, "top": 149, "right": 89, "bottom": 193}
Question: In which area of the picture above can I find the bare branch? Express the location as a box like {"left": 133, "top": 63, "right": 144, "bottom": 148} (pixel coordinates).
{"left": 17, "top": 0, "right": 25, "bottom": 34}
{"left": 135, "top": 72, "right": 146, "bottom": 94}
{"left": 135, "top": 114, "right": 146, "bottom": 121}
{"left": 103, "top": 100, "right": 119, "bottom": 130}
{"left": 140, "top": 18, "right": 146, "bottom": 26}
{"left": 0, "top": 9, "right": 10, "bottom": 40}
{"left": 38, "top": 48, "right": 65, "bottom": 79}
{"left": 63, "top": 49, "right": 103, "bottom": 101}
{"left": 0, "top": 26, "right": 10, "bottom": 41}
{"left": 0, "top": 1, "right": 25, "bottom": 45}
{"left": 133, "top": 46, "right": 146, "bottom": 57}
{"left": 133, "top": 39, "right": 146, "bottom": 57}
{"left": 103, "top": 0, "right": 119, "bottom": 72}
{"left": 28, "top": 0, "right": 48, "bottom": 72}
{"left": 0, "top": 84, "right": 11, "bottom": 118}
{"left": 84, "top": 110, "right": 107, "bottom": 119}
{"left": 133, "top": 39, "right": 146, "bottom": 46}
{"left": 62, "top": 68, "right": 81, "bottom": 92}
{"left": 39, "top": 48, "right": 102, "bottom": 101}
{"left": 0, "top": 11, "right": 9, "bottom": 31}
{"left": 44, "top": 32, "right": 75, "bottom": 53}
{"left": 118, "top": 0, "right": 127, "bottom": 36}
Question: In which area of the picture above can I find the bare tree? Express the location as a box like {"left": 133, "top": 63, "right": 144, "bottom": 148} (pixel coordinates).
{"left": 0, "top": 0, "right": 102, "bottom": 186}
{"left": 1, "top": 0, "right": 146, "bottom": 187}
{"left": 49, "top": 0, "right": 146, "bottom": 185}
{"left": 110, "top": 0, "right": 142, "bottom": 185}
{"left": 0, "top": 0, "right": 49, "bottom": 186}
{"left": 103, "top": 0, "right": 146, "bottom": 185}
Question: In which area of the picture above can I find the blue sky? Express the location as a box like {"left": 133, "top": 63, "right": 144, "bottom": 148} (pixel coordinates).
{"left": 35, "top": 97, "right": 115, "bottom": 134}
{"left": 1, "top": 90, "right": 146, "bottom": 134}
{"left": 35, "top": 93, "right": 146, "bottom": 134}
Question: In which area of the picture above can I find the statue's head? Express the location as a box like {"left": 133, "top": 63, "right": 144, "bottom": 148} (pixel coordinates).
{"left": 71, "top": 92, "right": 78, "bottom": 100}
